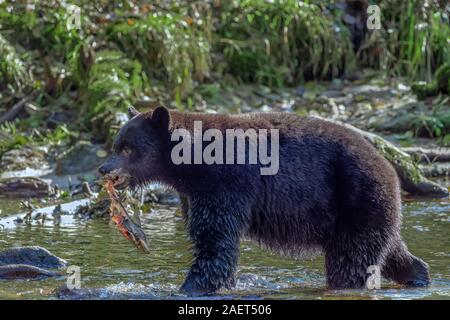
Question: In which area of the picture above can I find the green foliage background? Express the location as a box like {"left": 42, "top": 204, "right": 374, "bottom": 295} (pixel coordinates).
{"left": 0, "top": 0, "right": 449, "bottom": 148}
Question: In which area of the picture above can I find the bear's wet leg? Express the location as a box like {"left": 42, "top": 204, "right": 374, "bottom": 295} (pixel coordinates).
{"left": 324, "top": 232, "right": 387, "bottom": 289}
{"left": 180, "top": 197, "right": 247, "bottom": 296}
{"left": 382, "top": 239, "right": 430, "bottom": 287}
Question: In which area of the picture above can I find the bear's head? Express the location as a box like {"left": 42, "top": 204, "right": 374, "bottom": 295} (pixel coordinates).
{"left": 98, "top": 106, "right": 171, "bottom": 188}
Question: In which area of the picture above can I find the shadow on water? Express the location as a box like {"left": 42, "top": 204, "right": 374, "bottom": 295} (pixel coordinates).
{"left": 0, "top": 197, "right": 448, "bottom": 300}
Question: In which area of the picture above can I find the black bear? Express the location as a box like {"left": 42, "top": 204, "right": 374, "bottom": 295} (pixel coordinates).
{"left": 99, "top": 106, "right": 430, "bottom": 296}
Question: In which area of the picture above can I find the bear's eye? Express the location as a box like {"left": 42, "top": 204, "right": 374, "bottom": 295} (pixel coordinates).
{"left": 122, "top": 146, "right": 132, "bottom": 156}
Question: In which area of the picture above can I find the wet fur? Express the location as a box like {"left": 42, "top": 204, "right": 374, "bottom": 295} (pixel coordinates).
{"left": 99, "top": 107, "right": 431, "bottom": 295}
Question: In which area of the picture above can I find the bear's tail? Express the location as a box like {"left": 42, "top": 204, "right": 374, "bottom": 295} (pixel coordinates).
{"left": 382, "top": 240, "right": 430, "bottom": 287}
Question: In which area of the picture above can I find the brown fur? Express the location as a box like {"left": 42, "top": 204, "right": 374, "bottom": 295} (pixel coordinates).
{"left": 99, "top": 107, "right": 431, "bottom": 295}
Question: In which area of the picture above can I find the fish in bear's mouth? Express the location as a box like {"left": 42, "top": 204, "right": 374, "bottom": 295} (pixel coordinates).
{"left": 103, "top": 169, "right": 131, "bottom": 189}
{"left": 101, "top": 172, "right": 150, "bottom": 254}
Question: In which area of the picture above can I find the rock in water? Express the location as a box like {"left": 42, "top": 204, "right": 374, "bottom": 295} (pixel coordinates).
{"left": 0, "top": 264, "right": 61, "bottom": 279}
{"left": 0, "top": 177, "right": 54, "bottom": 198}
{"left": 0, "top": 146, "right": 50, "bottom": 173}
{"left": 56, "top": 141, "right": 107, "bottom": 175}
{"left": 0, "top": 246, "right": 67, "bottom": 269}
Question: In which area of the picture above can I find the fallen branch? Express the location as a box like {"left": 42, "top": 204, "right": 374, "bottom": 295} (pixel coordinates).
{"left": 0, "top": 93, "right": 35, "bottom": 124}
{"left": 402, "top": 147, "right": 450, "bottom": 164}
{"left": 419, "top": 163, "right": 450, "bottom": 178}
{"left": 317, "top": 117, "right": 449, "bottom": 198}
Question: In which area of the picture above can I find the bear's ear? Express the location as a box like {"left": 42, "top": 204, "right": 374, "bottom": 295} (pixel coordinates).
{"left": 151, "top": 106, "right": 170, "bottom": 131}
{"left": 128, "top": 106, "right": 140, "bottom": 119}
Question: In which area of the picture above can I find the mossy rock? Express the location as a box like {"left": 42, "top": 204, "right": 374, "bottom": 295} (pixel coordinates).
{"left": 0, "top": 246, "right": 67, "bottom": 269}
{"left": 412, "top": 63, "right": 450, "bottom": 99}
{"left": 411, "top": 81, "right": 438, "bottom": 100}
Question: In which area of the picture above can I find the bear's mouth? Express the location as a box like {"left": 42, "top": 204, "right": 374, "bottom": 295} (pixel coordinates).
{"left": 102, "top": 169, "right": 131, "bottom": 190}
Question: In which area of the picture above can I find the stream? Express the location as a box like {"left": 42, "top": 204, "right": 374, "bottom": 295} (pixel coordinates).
{"left": 0, "top": 195, "right": 449, "bottom": 300}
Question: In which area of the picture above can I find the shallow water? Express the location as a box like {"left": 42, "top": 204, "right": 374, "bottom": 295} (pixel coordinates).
{"left": 0, "top": 197, "right": 448, "bottom": 300}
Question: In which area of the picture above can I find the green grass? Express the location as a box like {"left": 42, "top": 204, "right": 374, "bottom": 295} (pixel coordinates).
{"left": 412, "top": 63, "right": 450, "bottom": 99}
{"left": 216, "top": 0, "right": 354, "bottom": 86}
{"left": 0, "top": 121, "right": 75, "bottom": 160}
{"left": 378, "top": 0, "right": 450, "bottom": 81}
{"left": 0, "top": 34, "right": 30, "bottom": 94}
{"left": 0, "top": 0, "right": 449, "bottom": 134}
{"left": 107, "top": 10, "right": 210, "bottom": 98}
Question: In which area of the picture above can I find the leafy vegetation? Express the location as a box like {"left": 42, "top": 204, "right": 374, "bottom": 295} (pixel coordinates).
{"left": 0, "top": 0, "right": 449, "bottom": 145}
{"left": 412, "top": 63, "right": 450, "bottom": 99}
{"left": 0, "top": 121, "right": 75, "bottom": 159}
{"left": 375, "top": 0, "right": 450, "bottom": 81}
{"left": 0, "top": 34, "right": 31, "bottom": 94}
{"left": 216, "top": 0, "right": 354, "bottom": 86}
{"left": 0, "top": 122, "right": 28, "bottom": 157}
{"left": 107, "top": 11, "right": 211, "bottom": 98}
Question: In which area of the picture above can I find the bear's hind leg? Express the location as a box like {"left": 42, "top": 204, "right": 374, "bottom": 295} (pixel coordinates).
{"left": 324, "top": 232, "right": 387, "bottom": 289}
{"left": 382, "top": 240, "right": 430, "bottom": 287}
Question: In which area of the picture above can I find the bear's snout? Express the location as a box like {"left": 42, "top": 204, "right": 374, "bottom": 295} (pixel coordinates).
{"left": 98, "top": 156, "right": 121, "bottom": 175}
{"left": 98, "top": 164, "right": 110, "bottom": 175}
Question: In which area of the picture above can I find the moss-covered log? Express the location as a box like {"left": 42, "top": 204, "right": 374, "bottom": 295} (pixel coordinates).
{"left": 317, "top": 117, "right": 449, "bottom": 198}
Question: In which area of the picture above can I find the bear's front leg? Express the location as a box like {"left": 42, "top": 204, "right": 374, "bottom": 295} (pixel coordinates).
{"left": 180, "top": 197, "right": 247, "bottom": 296}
